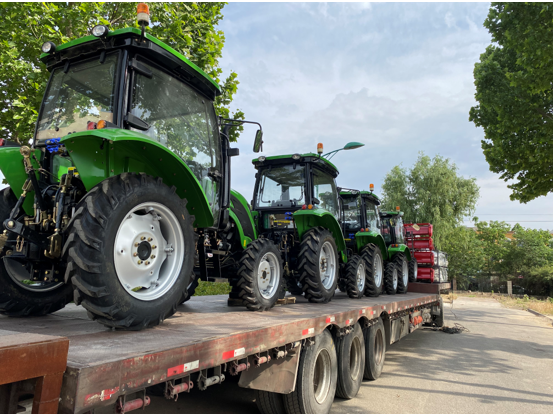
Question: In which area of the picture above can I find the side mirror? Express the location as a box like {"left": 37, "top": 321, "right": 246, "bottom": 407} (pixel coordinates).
{"left": 253, "top": 130, "right": 263, "bottom": 153}
{"left": 312, "top": 197, "right": 320, "bottom": 205}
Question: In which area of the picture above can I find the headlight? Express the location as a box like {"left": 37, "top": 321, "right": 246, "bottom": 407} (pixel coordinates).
{"left": 41, "top": 41, "right": 56, "bottom": 54}
{"left": 258, "top": 156, "right": 266, "bottom": 162}
{"left": 92, "top": 25, "right": 109, "bottom": 38}
{"left": 292, "top": 153, "right": 301, "bottom": 160}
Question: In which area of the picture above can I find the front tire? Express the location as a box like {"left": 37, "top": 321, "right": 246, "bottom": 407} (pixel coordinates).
{"left": 298, "top": 227, "right": 338, "bottom": 303}
{"left": 408, "top": 257, "right": 418, "bottom": 282}
{"left": 384, "top": 261, "right": 398, "bottom": 295}
{"left": 345, "top": 254, "right": 366, "bottom": 299}
{"left": 394, "top": 253, "right": 409, "bottom": 294}
{"left": 361, "top": 244, "right": 384, "bottom": 297}
{"left": 235, "top": 239, "right": 283, "bottom": 311}
{"left": 65, "top": 173, "right": 194, "bottom": 330}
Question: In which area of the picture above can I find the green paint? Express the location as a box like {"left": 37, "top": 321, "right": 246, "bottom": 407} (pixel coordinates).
{"left": 0, "top": 147, "right": 41, "bottom": 215}
{"left": 252, "top": 153, "right": 339, "bottom": 174}
{"left": 293, "top": 208, "right": 347, "bottom": 262}
{"left": 230, "top": 189, "right": 257, "bottom": 240}
{"left": 228, "top": 189, "right": 257, "bottom": 249}
{"left": 40, "top": 27, "right": 221, "bottom": 94}
{"left": 354, "top": 231, "right": 389, "bottom": 260}
{"left": 387, "top": 244, "right": 412, "bottom": 262}
{"left": 60, "top": 129, "right": 214, "bottom": 228}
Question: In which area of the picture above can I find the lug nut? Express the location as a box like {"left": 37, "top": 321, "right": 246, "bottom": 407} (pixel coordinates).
{"left": 7, "top": 220, "right": 15, "bottom": 228}
{"left": 141, "top": 236, "right": 146, "bottom": 241}
{"left": 145, "top": 261, "right": 150, "bottom": 265}
{"left": 133, "top": 252, "right": 138, "bottom": 257}
{"left": 151, "top": 255, "right": 156, "bottom": 259}
{"left": 152, "top": 245, "right": 157, "bottom": 249}
{"left": 148, "top": 237, "right": 153, "bottom": 242}
{"left": 134, "top": 243, "right": 139, "bottom": 247}
{"left": 138, "top": 260, "right": 143, "bottom": 265}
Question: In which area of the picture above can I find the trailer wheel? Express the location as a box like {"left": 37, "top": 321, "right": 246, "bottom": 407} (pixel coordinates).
{"left": 236, "top": 239, "right": 283, "bottom": 311}
{"left": 433, "top": 297, "right": 444, "bottom": 328}
{"left": 0, "top": 188, "right": 73, "bottom": 317}
{"left": 408, "top": 257, "right": 418, "bottom": 283}
{"left": 361, "top": 244, "right": 384, "bottom": 297}
{"left": 335, "top": 322, "right": 365, "bottom": 399}
{"left": 383, "top": 262, "right": 398, "bottom": 295}
{"left": 284, "top": 329, "right": 337, "bottom": 414}
{"left": 255, "top": 390, "right": 286, "bottom": 414}
{"left": 65, "top": 173, "right": 194, "bottom": 330}
{"left": 394, "top": 253, "right": 409, "bottom": 294}
{"left": 363, "top": 318, "right": 386, "bottom": 380}
{"left": 298, "top": 227, "right": 338, "bottom": 303}
{"left": 345, "top": 254, "right": 366, "bottom": 299}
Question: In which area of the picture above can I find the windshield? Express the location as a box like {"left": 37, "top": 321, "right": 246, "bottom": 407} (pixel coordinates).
{"left": 343, "top": 196, "right": 362, "bottom": 231}
{"left": 256, "top": 165, "right": 306, "bottom": 208}
{"left": 365, "top": 200, "right": 380, "bottom": 233}
{"left": 36, "top": 54, "right": 118, "bottom": 142}
{"left": 312, "top": 168, "right": 339, "bottom": 218}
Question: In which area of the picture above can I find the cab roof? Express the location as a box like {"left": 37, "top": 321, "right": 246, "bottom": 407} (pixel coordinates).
{"left": 252, "top": 153, "right": 339, "bottom": 177}
{"left": 40, "top": 27, "right": 221, "bottom": 100}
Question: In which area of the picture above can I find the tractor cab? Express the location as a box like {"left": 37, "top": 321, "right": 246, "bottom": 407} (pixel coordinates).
{"left": 340, "top": 188, "right": 381, "bottom": 248}
{"left": 379, "top": 209, "right": 406, "bottom": 247}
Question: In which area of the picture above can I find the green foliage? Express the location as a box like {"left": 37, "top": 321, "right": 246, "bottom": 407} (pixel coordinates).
{"left": 475, "top": 220, "right": 511, "bottom": 277}
{"left": 470, "top": 3, "right": 553, "bottom": 203}
{"left": 192, "top": 280, "right": 231, "bottom": 296}
{"left": 0, "top": 2, "right": 244, "bottom": 143}
{"left": 441, "top": 226, "right": 484, "bottom": 288}
{"left": 381, "top": 153, "right": 479, "bottom": 250}
{"left": 503, "top": 224, "right": 553, "bottom": 276}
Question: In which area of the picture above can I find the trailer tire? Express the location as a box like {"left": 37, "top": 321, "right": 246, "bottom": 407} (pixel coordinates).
{"left": 335, "top": 322, "right": 365, "bottom": 399}
{"left": 235, "top": 239, "right": 283, "bottom": 311}
{"left": 363, "top": 318, "right": 386, "bottom": 380}
{"left": 433, "top": 297, "right": 444, "bottom": 328}
{"left": 383, "top": 261, "right": 398, "bottom": 295}
{"left": 284, "top": 329, "right": 337, "bottom": 414}
{"left": 361, "top": 244, "right": 384, "bottom": 297}
{"left": 394, "top": 253, "right": 409, "bottom": 294}
{"left": 0, "top": 187, "right": 73, "bottom": 317}
{"left": 65, "top": 173, "right": 194, "bottom": 330}
{"left": 345, "top": 254, "right": 366, "bottom": 299}
{"left": 298, "top": 227, "right": 338, "bottom": 304}
{"left": 255, "top": 390, "right": 286, "bottom": 414}
{"left": 408, "top": 257, "right": 418, "bottom": 283}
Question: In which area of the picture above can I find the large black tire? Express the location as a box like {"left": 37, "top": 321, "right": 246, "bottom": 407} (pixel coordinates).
{"left": 361, "top": 244, "right": 384, "bottom": 297}
{"left": 345, "top": 254, "right": 365, "bottom": 299}
{"left": 180, "top": 271, "right": 198, "bottom": 304}
{"left": 298, "top": 227, "right": 338, "bottom": 303}
{"left": 284, "top": 329, "right": 337, "bottom": 414}
{"left": 394, "top": 253, "right": 409, "bottom": 294}
{"left": 335, "top": 322, "right": 365, "bottom": 399}
{"left": 235, "top": 239, "right": 283, "bottom": 311}
{"left": 64, "top": 173, "right": 194, "bottom": 330}
{"left": 408, "top": 257, "right": 418, "bottom": 283}
{"left": 363, "top": 318, "right": 386, "bottom": 380}
{"left": 0, "top": 188, "right": 73, "bottom": 317}
{"left": 384, "top": 261, "right": 398, "bottom": 295}
{"left": 255, "top": 390, "right": 286, "bottom": 414}
{"left": 433, "top": 297, "right": 444, "bottom": 328}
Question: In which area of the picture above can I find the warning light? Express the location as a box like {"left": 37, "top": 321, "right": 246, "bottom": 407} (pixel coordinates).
{"left": 137, "top": 3, "right": 150, "bottom": 26}
{"left": 396, "top": 206, "right": 400, "bottom": 211}
{"left": 369, "top": 184, "right": 374, "bottom": 192}
{"left": 317, "top": 143, "right": 323, "bottom": 155}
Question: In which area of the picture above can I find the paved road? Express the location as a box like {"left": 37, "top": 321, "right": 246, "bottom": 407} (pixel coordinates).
{"left": 141, "top": 297, "right": 553, "bottom": 414}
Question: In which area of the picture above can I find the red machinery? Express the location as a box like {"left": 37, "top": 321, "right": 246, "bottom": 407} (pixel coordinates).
{"left": 405, "top": 223, "right": 447, "bottom": 283}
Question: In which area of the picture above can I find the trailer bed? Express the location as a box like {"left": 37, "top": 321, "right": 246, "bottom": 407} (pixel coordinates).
{"left": 0, "top": 290, "right": 443, "bottom": 413}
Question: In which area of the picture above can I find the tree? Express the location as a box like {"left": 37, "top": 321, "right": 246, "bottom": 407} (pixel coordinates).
{"left": 441, "top": 226, "right": 484, "bottom": 289}
{"left": 469, "top": 2, "right": 553, "bottom": 203}
{"left": 474, "top": 220, "right": 511, "bottom": 278}
{"left": 381, "top": 153, "right": 479, "bottom": 250}
{"left": 0, "top": 2, "right": 244, "bottom": 143}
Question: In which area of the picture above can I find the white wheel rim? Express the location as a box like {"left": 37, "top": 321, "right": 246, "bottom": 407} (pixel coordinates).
{"left": 356, "top": 261, "right": 365, "bottom": 292}
{"left": 414, "top": 261, "right": 418, "bottom": 280}
{"left": 402, "top": 260, "right": 409, "bottom": 286}
{"left": 319, "top": 241, "right": 336, "bottom": 289}
{"left": 114, "top": 202, "right": 184, "bottom": 301}
{"left": 393, "top": 268, "right": 398, "bottom": 290}
{"left": 374, "top": 254, "right": 383, "bottom": 288}
{"left": 257, "top": 252, "right": 280, "bottom": 299}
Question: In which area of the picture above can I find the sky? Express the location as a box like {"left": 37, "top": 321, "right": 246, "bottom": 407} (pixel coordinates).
{"left": 216, "top": 2, "right": 553, "bottom": 231}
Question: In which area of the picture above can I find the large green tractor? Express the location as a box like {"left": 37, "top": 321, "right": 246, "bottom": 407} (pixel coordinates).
{"left": 339, "top": 188, "right": 414, "bottom": 297}
{"left": 248, "top": 151, "right": 347, "bottom": 304}
{"left": 0, "top": 17, "right": 264, "bottom": 329}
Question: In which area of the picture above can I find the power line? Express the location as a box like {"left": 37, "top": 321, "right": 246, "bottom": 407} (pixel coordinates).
{"left": 474, "top": 214, "right": 553, "bottom": 216}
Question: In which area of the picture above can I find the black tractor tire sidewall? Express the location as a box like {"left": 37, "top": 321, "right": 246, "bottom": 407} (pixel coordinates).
{"left": 335, "top": 322, "right": 365, "bottom": 399}
{"left": 362, "top": 244, "right": 383, "bottom": 297}
{"left": 66, "top": 174, "right": 194, "bottom": 330}
{"left": 345, "top": 254, "right": 364, "bottom": 299}
{"left": 0, "top": 187, "right": 72, "bottom": 317}
{"left": 284, "top": 329, "right": 337, "bottom": 414}
{"left": 180, "top": 271, "right": 198, "bottom": 304}
{"left": 408, "top": 257, "right": 418, "bottom": 283}
{"left": 384, "top": 261, "right": 397, "bottom": 295}
{"left": 363, "top": 318, "right": 386, "bottom": 380}
{"left": 394, "top": 253, "right": 408, "bottom": 294}
{"left": 298, "top": 227, "right": 339, "bottom": 304}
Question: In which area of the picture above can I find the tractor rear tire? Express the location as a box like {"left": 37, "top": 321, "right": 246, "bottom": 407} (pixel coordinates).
{"left": 283, "top": 329, "right": 337, "bottom": 414}
{"left": 394, "top": 253, "right": 409, "bottom": 294}
{"left": 298, "top": 227, "right": 338, "bottom": 304}
{"left": 363, "top": 318, "right": 386, "bottom": 380}
{"left": 255, "top": 390, "right": 286, "bottom": 414}
{"left": 408, "top": 257, "right": 418, "bottom": 283}
{"left": 384, "top": 262, "right": 398, "bottom": 295}
{"left": 180, "top": 271, "right": 198, "bottom": 304}
{"left": 361, "top": 244, "right": 384, "bottom": 297}
{"left": 335, "top": 322, "right": 365, "bottom": 399}
{"left": 65, "top": 173, "right": 194, "bottom": 330}
{"left": 345, "top": 254, "right": 366, "bottom": 299}
{"left": 0, "top": 188, "right": 73, "bottom": 317}
{"left": 235, "top": 239, "right": 283, "bottom": 311}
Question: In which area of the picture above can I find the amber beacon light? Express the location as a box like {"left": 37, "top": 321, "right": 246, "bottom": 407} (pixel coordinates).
{"left": 137, "top": 3, "right": 150, "bottom": 26}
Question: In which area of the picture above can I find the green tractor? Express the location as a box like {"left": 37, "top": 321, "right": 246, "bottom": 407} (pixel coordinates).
{"left": 339, "top": 187, "right": 415, "bottom": 296}
{"left": 248, "top": 150, "right": 346, "bottom": 304}
{"left": 0, "top": 16, "right": 265, "bottom": 329}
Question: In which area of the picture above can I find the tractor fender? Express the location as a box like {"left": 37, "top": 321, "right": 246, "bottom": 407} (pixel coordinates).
{"left": 387, "top": 244, "right": 412, "bottom": 262}
{"left": 0, "top": 146, "right": 41, "bottom": 215}
{"left": 354, "top": 231, "right": 389, "bottom": 260}
{"left": 229, "top": 190, "right": 257, "bottom": 249}
{"left": 60, "top": 129, "right": 213, "bottom": 228}
{"left": 293, "top": 208, "right": 347, "bottom": 263}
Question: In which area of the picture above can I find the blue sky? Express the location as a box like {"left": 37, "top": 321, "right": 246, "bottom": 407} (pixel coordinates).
{"left": 218, "top": 2, "right": 553, "bottom": 230}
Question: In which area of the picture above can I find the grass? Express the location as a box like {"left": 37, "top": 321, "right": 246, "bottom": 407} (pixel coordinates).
{"left": 495, "top": 295, "right": 553, "bottom": 316}
{"left": 192, "top": 280, "right": 231, "bottom": 296}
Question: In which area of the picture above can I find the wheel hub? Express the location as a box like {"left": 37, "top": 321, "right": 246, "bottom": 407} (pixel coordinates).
{"left": 137, "top": 241, "right": 152, "bottom": 260}
{"left": 256, "top": 252, "right": 280, "bottom": 299}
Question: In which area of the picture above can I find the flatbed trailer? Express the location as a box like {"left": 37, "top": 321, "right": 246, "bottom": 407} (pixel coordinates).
{"left": 0, "top": 283, "right": 449, "bottom": 414}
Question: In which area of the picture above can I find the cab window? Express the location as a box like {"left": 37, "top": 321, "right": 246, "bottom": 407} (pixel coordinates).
{"left": 312, "top": 168, "right": 339, "bottom": 218}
